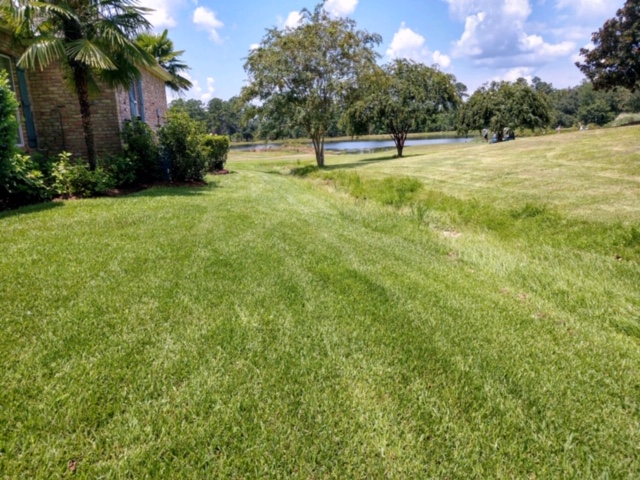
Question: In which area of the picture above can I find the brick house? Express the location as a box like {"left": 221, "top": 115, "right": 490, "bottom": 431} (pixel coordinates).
{"left": 0, "top": 26, "right": 171, "bottom": 159}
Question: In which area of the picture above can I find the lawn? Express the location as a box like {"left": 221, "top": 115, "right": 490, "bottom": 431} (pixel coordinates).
{"left": 1, "top": 126, "right": 639, "bottom": 478}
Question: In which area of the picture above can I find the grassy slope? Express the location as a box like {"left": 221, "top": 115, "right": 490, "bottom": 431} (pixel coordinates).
{"left": 1, "top": 126, "right": 639, "bottom": 478}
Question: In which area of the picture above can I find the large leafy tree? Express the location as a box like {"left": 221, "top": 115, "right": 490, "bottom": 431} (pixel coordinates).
{"left": 242, "top": 2, "right": 381, "bottom": 167}
{"left": 136, "top": 29, "right": 192, "bottom": 93}
{"left": 457, "top": 80, "right": 551, "bottom": 140}
{"left": 343, "top": 59, "right": 461, "bottom": 157}
{"left": 207, "top": 97, "right": 238, "bottom": 136}
{"left": 168, "top": 98, "right": 208, "bottom": 125}
{"left": 576, "top": 0, "right": 640, "bottom": 92}
{"left": 1, "top": 0, "right": 155, "bottom": 169}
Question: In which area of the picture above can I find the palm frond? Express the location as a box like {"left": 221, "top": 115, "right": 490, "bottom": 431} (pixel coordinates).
{"left": 166, "top": 73, "right": 193, "bottom": 92}
{"left": 18, "top": 36, "right": 65, "bottom": 70}
{"left": 66, "top": 39, "right": 118, "bottom": 70}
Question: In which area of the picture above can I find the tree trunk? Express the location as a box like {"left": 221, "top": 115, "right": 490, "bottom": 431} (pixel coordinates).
{"left": 393, "top": 133, "right": 406, "bottom": 157}
{"left": 73, "top": 65, "right": 97, "bottom": 170}
{"left": 311, "top": 134, "right": 325, "bottom": 167}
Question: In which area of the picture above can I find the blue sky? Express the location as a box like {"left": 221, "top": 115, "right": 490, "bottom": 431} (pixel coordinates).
{"left": 137, "top": 0, "right": 626, "bottom": 102}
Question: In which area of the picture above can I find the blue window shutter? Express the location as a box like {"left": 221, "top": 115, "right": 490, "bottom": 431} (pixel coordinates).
{"left": 136, "top": 78, "right": 145, "bottom": 122}
{"left": 128, "top": 86, "right": 138, "bottom": 118}
{"left": 16, "top": 67, "right": 37, "bottom": 148}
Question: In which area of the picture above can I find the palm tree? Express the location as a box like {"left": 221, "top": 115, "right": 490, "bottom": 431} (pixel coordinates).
{"left": 136, "top": 29, "right": 192, "bottom": 93}
{"left": 1, "top": 0, "right": 155, "bottom": 169}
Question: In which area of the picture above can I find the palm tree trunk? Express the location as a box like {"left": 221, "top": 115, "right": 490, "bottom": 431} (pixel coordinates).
{"left": 72, "top": 65, "right": 97, "bottom": 170}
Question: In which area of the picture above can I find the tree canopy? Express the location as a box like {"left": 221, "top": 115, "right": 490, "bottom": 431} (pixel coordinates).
{"left": 576, "top": 0, "right": 640, "bottom": 92}
{"left": 457, "top": 80, "right": 551, "bottom": 139}
{"left": 242, "top": 2, "right": 381, "bottom": 167}
{"left": 1, "top": 0, "right": 155, "bottom": 169}
{"left": 343, "top": 59, "right": 461, "bottom": 157}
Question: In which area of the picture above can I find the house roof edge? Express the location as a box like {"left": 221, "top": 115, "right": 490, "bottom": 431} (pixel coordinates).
{"left": 148, "top": 64, "right": 173, "bottom": 83}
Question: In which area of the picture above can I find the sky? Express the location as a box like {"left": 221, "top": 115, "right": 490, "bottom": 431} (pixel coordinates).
{"left": 136, "top": 0, "right": 627, "bottom": 102}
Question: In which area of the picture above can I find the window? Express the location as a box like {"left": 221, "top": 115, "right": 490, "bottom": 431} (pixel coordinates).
{"left": 0, "top": 54, "right": 24, "bottom": 146}
{"left": 128, "top": 78, "right": 146, "bottom": 122}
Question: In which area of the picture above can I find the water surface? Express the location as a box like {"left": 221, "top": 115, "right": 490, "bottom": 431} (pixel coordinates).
{"left": 231, "top": 136, "right": 472, "bottom": 152}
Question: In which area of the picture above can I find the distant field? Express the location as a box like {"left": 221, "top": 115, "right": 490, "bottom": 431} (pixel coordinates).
{"left": 232, "top": 125, "right": 640, "bottom": 222}
{"left": 1, "top": 125, "right": 639, "bottom": 477}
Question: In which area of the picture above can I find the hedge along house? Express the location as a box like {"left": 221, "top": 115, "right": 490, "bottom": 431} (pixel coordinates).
{"left": 0, "top": 26, "right": 171, "bottom": 160}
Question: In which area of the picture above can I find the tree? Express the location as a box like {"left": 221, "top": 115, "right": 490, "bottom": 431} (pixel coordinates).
{"left": 242, "top": 2, "right": 381, "bottom": 167}
{"left": 207, "top": 97, "right": 238, "bottom": 136}
{"left": 343, "top": 59, "right": 461, "bottom": 157}
{"left": 458, "top": 80, "right": 551, "bottom": 140}
{"left": 549, "top": 86, "right": 579, "bottom": 127}
{"left": 169, "top": 98, "right": 208, "bottom": 125}
{"left": 532, "top": 76, "right": 554, "bottom": 97}
{"left": 1, "top": 0, "right": 155, "bottom": 169}
{"left": 136, "top": 29, "right": 192, "bottom": 93}
{"left": 576, "top": 0, "right": 640, "bottom": 92}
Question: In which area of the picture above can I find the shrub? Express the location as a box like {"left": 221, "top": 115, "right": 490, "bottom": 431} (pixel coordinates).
{"left": 122, "top": 118, "right": 159, "bottom": 183}
{"left": 0, "top": 70, "right": 19, "bottom": 193}
{"left": 158, "top": 111, "right": 207, "bottom": 182}
{"left": 200, "top": 134, "right": 230, "bottom": 171}
{"left": 0, "top": 75, "right": 51, "bottom": 209}
{"left": 609, "top": 113, "right": 640, "bottom": 128}
{"left": 52, "top": 152, "right": 114, "bottom": 198}
{"left": 0, "top": 153, "right": 51, "bottom": 210}
{"left": 99, "top": 155, "right": 137, "bottom": 188}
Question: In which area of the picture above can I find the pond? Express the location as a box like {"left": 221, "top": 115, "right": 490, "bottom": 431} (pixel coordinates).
{"left": 231, "top": 136, "right": 473, "bottom": 153}
{"left": 324, "top": 137, "right": 473, "bottom": 153}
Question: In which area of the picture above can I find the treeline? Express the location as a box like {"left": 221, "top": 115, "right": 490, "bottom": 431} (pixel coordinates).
{"left": 169, "top": 96, "right": 355, "bottom": 142}
{"left": 533, "top": 78, "right": 640, "bottom": 127}
{"left": 169, "top": 97, "right": 258, "bottom": 142}
{"left": 171, "top": 76, "right": 640, "bottom": 144}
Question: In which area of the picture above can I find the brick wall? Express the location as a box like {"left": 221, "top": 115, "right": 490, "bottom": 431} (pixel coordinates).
{"left": 1, "top": 30, "right": 168, "bottom": 161}
{"left": 115, "top": 68, "right": 168, "bottom": 132}
{"left": 27, "top": 62, "right": 123, "bottom": 160}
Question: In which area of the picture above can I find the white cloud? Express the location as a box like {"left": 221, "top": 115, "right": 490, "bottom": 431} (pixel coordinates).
{"left": 448, "top": 0, "right": 575, "bottom": 68}
{"left": 282, "top": 11, "right": 303, "bottom": 29}
{"left": 386, "top": 23, "right": 452, "bottom": 68}
{"left": 493, "top": 66, "right": 534, "bottom": 83}
{"left": 323, "top": 0, "right": 358, "bottom": 17}
{"left": 549, "top": 25, "right": 598, "bottom": 43}
{"left": 201, "top": 77, "right": 215, "bottom": 101}
{"left": 193, "top": 6, "right": 224, "bottom": 43}
{"left": 279, "top": 1, "right": 357, "bottom": 30}
{"left": 433, "top": 51, "right": 452, "bottom": 68}
{"left": 166, "top": 72, "right": 215, "bottom": 103}
{"left": 555, "top": 0, "right": 621, "bottom": 18}
{"left": 249, "top": 43, "right": 260, "bottom": 50}
{"left": 138, "top": 0, "right": 185, "bottom": 28}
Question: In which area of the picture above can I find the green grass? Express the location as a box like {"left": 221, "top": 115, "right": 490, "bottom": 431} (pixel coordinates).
{"left": 1, "top": 126, "right": 639, "bottom": 477}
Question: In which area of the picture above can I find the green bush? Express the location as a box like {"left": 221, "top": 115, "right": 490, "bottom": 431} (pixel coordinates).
{"left": 122, "top": 118, "right": 159, "bottom": 184}
{"left": 0, "top": 70, "right": 17, "bottom": 162}
{"left": 99, "top": 155, "right": 137, "bottom": 188}
{"left": 52, "top": 152, "right": 114, "bottom": 198}
{"left": 609, "top": 113, "right": 640, "bottom": 128}
{"left": 158, "top": 111, "right": 207, "bottom": 182}
{"left": 199, "top": 134, "right": 230, "bottom": 171}
{"left": 0, "top": 70, "right": 19, "bottom": 205}
{"left": 0, "top": 153, "right": 51, "bottom": 209}
{"left": 0, "top": 72, "right": 51, "bottom": 209}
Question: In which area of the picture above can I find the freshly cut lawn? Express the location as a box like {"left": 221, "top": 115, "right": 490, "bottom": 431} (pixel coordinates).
{"left": 1, "top": 126, "right": 639, "bottom": 477}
